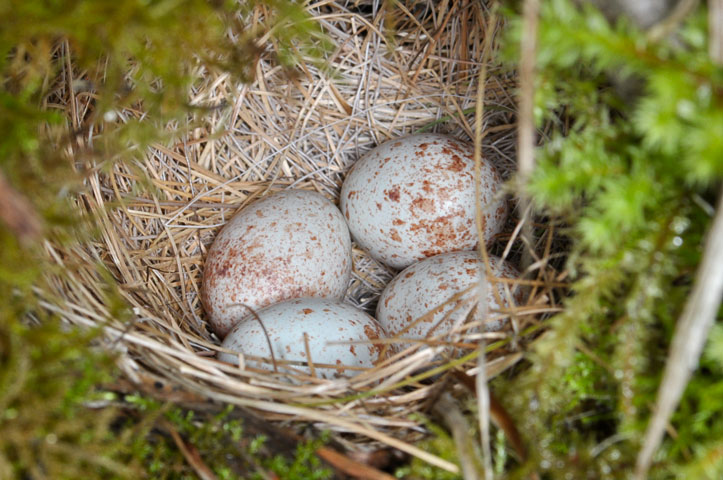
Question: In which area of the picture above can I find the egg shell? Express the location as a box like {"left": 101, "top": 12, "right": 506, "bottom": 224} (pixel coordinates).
{"left": 218, "top": 298, "right": 388, "bottom": 379}
{"left": 376, "top": 251, "right": 523, "bottom": 353}
{"left": 340, "top": 133, "right": 506, "bottom": 270}
{"left": 201, "top": 190, "right": 352, "bottom": 338}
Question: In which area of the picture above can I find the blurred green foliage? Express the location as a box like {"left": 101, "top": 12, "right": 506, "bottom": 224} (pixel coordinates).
{"left": 496, "top": 0, "right": 723, "bottom": 478}
{"left": 0, "top": 317, "right": 142, "bottom": 478}
{"left": 1, "top": 0, "right": 329, "bottom": 221}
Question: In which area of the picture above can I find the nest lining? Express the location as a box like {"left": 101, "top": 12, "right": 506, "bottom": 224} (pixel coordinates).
{"left": 43, "top": 0, "right": 564, "bottom": 470}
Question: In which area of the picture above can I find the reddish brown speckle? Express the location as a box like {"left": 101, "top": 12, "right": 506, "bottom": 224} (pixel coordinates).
{"left": 409, "top": 211, "right": 463, "bottom": 255}
{"left": 390, "top": 229, "right": 402, "bottom": 242}
{"left": 448, "top": 155, "right": 464, "bottom": 172}
{"left": 376, "top": 202, "right": 382, "bottom": 211}
{"left": 303, "top": 308, "right": 314, "bottom": 314}
{"left": 363, "top": 325, "right": 383, "bottom": 358}
{"left": 411, "top": 197, "right": 435, "bottom": 214}
{"left": 384, "top": 186, "right": 400, "bottom": 202}
{"left": 217, "top": 265, "right": 229, "bottom": 277}
{"left": 392, "top": 218, "right": 405, "bottom": 226}
{"left": 384, "top": 293, "right": 395, "bottom": 307}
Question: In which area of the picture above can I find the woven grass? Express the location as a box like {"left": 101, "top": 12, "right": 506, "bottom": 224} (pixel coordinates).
{"left": 41, "top": 1, "right": 564, "bottom": 471}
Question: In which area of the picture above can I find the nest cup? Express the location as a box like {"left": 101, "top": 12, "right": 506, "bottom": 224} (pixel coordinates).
{"left": 44, "top": 1, "right": 563, "bottom": 468}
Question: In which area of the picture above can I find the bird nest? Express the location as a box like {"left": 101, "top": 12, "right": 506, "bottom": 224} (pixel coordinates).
{"left": 41, "top": 1, "right": 563, "bottom": 471}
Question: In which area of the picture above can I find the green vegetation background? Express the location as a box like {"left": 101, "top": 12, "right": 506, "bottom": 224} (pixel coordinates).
{"left": 1, "top": 0, "right": 721, "bottom": 478}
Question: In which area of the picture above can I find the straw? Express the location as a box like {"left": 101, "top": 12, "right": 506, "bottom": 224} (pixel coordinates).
{"left": 41, "top": 0, "right": 567, "bottom": 467}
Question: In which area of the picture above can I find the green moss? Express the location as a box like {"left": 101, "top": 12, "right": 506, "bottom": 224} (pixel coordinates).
{"left": 115, "top": 402, "right": 333, "bottom": 479}
{"left": 259, "top": 431, "right": 333, "bottom": 480}
{"left": 394, "top": 422, "right": 462, "bottom": 480}
{"left": 496, "top": 0, "right": 723, "bottom": 477}
{"left": 0, "top": 307, "right": 142, "bottom": 478}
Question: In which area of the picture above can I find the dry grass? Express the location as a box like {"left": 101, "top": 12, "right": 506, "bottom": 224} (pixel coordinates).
{"left": 40, "top": 0, "right": 565, "bottom": 471}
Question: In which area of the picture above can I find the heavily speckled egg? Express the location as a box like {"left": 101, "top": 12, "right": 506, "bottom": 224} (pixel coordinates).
{"left": 340, "top": 133, "right": 506, "bottom": 270}
{"left": 218, "top": 298, "right": 388, "bottom": 379}
{"left": 376, "top": 251, "right": 523, "bottom": 352}
{"left": 201, "top": 190, "right": 352, "bottom": 338}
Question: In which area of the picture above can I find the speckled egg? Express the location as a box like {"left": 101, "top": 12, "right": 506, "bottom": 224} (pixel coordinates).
{"left": 340, "top": 133, "right": 506, "bottom": 270}
{"left": 376, "top": 251, "right": 523, "bottom": 352}
{"left": 201, "top": 190, "right": 352, "bottom": 338}
{"left": 218, "top": 298, "right": 388, "bottom": 379}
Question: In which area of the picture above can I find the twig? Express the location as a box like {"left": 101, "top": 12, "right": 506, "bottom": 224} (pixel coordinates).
{"left": 303, "top": 332, "right": 317, "bottom": 378}
{"left": 711, "top": 0, "right": 723, "bottom": 63}
{"left": 64, "top": 40, "right": 80, "bottom": 131}
{"left": 517, "top": 0, "right": 540, "bottom": 273}
{"left": 162, "top": 420, "right": 219, "bottom": 480}
{"left": 647, "top": 0, "right": 699, "bottom": 42}
{"left": 316, "top": 447, "right": 398, "bottom": 480}
{"left": 229, "top": 303, "right": 278, "bottom": 372}
{"left": 476, "top": 339, "right": 493, "bottom": 480}
{"left": 433, "top": 393, "right": 481, "bottom": 480}
{"left": 453, "top": 371, "right": 528, "bottom": 463}
{"left": 634, "top": 190, "right": 723, "bottom": 479}
{"left": 473, "top": 6, "right": 500, "bottom": 480}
